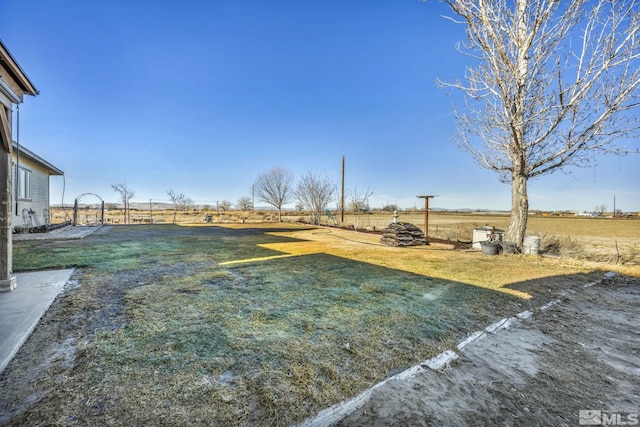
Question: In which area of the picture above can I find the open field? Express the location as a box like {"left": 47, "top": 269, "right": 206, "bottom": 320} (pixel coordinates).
{"left": 3, "top": 223, "right": 637, "bottom": 425}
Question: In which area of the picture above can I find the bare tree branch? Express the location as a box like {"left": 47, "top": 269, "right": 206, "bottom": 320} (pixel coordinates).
{"left": 218, "top": 200, "right": 232, "bottom": 212}
{"left": 166, "top": 189, "right": 192, "bottom": 224}
{"left": 254, "top": 167, "right": 294, "bottom": 222}
{"left": 295, "top": 170, "right": 336, "bottom": 225}
{"left": 436, "top": 0, "right": 640, "bottom": 245}
{"left": 111, "top": 182, "right": 135, "bottom": 224}
{"left": 348, "top": 186, "right": 374, "bottom": 230}
{"left": 236, "top": 196, "right": 252, "bottom": 211}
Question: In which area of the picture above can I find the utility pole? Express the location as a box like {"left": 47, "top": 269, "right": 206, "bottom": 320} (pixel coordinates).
{"left": 417, "top": 195, "right": 435, "bottom": 244}
{"left": 341, "top": 156, "right": 345, "bottom": 224}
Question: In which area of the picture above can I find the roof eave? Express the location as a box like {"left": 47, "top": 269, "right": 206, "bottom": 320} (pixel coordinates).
{"left": 0, "top": 39, "right": 39, "bottom": 97}
{"left": 12, "top": 141, "right": 63, "bottom": 176}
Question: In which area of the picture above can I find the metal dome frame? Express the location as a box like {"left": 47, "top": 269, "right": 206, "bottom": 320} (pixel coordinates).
{"left": 73, "top": 193, "right": 104, "bottom": 226}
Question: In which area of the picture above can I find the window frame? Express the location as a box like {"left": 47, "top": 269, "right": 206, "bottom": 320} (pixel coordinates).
{"left": 17, "top": 166, "right": 32, "bottom": 201}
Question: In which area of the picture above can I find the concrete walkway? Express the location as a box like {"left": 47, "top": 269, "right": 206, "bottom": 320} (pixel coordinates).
{"left": 0, "top": 269, "right": 75, "bottom": 374}
{"left": 12, "top": 225, "right": 101, "bottom": 241}
{"left": 0, "top": 226, "right": 98, "bottom": 373}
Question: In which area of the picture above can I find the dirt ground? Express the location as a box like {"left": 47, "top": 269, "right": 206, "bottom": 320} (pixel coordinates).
{"left": 334, "top": 274, "right": 640, "bottom": 426}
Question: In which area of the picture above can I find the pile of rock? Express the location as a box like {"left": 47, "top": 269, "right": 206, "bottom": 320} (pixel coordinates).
{"left": 380, "top": 222, "right": 426, "bottom": 247}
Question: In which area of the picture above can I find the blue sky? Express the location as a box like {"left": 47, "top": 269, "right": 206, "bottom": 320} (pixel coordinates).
{"left": 2, "top": 0, "right": 638, "bottom": 212}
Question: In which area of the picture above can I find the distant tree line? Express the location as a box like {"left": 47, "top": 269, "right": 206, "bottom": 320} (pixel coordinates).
{"left": 111, "top": 166, "right": 378, "bottom": 226}
{"left": 252, "top": 167, "right": 376, "bottom": 226}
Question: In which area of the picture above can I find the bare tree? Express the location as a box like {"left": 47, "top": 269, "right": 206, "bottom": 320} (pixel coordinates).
{"left": 254, "top": 167, "right": 294, "bottom": 222}
{"left": 218, "top": 200, "right": 232, "bottom": 212}
{"left": 236, "top": 196, "right": 252, "bottom": 211}
{"left": 111, "top": 183, "right": 135, "bottom": 224}
{"left": 295, "top": 170, "right": 336, "bottom": 225}
{"left": 437, "top": 0, "right": 640, "bottom": 246}
{"left": 348, "top": 186, "right": 373, "bottom": 230}
{"left": 166, "top": 189, "right": 192, "bottom": 224}
{"left": 595, "top": 204, "right": 607, "bottom": 215}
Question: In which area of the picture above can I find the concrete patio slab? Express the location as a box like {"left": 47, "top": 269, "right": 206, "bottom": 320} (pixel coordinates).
{"left": 0, "top": 269, "right": 75, "bottom": 374}
{"left": 12, "top": 225, "right": 101, "bottom": 241}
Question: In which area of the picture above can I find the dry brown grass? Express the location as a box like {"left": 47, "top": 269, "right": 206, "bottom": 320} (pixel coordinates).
{"left": 8, "top": 222, "right": 639, "bottom": 426}
{"left": 217, "top": 224, "right": 640, "bottom": 294}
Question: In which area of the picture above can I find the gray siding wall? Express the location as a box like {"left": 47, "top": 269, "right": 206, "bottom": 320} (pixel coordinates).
{"left": 12, "top": 158, "right": 51, "bottom": 227}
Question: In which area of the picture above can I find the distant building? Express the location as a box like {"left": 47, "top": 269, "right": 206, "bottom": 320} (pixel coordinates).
{"left": 576, "top": 211, "right": 599, "bottom": 217}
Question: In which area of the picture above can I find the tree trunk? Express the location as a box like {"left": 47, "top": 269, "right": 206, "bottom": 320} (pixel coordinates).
{"left": 506, "top": 173, "right": 528, "bottom": 248}
{"left": 505, "top": 0, "right": 530, "bottom": 250}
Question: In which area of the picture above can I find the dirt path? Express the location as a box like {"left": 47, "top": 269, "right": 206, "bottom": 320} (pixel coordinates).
{"left": 334, "top": 275, "right": 640, "bottom": 426}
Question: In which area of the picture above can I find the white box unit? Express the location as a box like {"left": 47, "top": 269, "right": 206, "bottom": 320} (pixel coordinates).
{"left": 472, "top": 227, "right": 504, "bottom": 250}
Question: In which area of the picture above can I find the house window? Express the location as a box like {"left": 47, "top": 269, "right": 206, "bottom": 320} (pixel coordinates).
{"left": 17, "top": 167, "right": 31, "bottom": 200}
